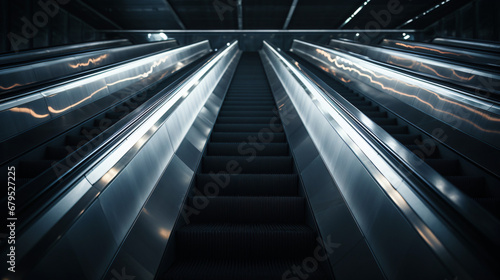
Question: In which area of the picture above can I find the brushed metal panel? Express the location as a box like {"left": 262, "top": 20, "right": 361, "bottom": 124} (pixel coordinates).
{"left": 110, "top": 155, "right": 193, "bottom": 278}
{"left": 66, "top": 200, "right": 118, "bottom": 280}
{"left": 332, "top": 240, "right": 386, "bottom": 280}
{"left": 27, "top": 236, "right": 87, "bottom": 280}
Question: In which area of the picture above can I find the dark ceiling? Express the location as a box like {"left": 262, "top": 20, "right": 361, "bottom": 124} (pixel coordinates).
{"left": 63, "top": 0, "right": 472, "bottom": 31}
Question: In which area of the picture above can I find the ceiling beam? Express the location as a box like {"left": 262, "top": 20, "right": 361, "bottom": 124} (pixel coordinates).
{"left": 164, "top": 0, "right": 186, "bottom": 30}
{"left": 73, "top": 0, "right": 122, "bottom": 30}
{"left": 283, "top": 0, "right": 299, "bottom": 29}
{"left": 237, "top": 0, "right": 243, "bottom": 30}
{"left": 99, "top": 29, "right": 419, "bottom": 33}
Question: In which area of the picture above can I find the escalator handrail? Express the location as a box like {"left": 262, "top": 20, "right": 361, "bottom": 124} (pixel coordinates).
{"left": 7, "top": 40, "right": 239, "bottom": 266}
{"left": 328, "top": 38, "right": 500, "bottom": 99}
{"left": 0, "top": 39, "right": 178, "bottom": 100}
{"left": 0, "top": 39, "right": 130, "bottom": 67}
{"left": 0, "top": 40, "right": 209, "bottom": 143}
{"left": 263, "top": 40, "right": 500, "bottom": 276}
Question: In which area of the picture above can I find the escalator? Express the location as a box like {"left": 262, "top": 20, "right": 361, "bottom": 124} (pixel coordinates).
{"left": 289, "top": 53, "right": 500, "bottom": 218}
{"left": 0, "top": 51, "right": 212, "bottom": 247}
{"left": 164, "top": 53, "right": 331, "bottom": 279}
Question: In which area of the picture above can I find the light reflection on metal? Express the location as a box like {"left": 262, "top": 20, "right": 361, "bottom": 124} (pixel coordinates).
{"left": 8, "top": 107, "right": 50, "bottom": 118}
{"left": 387, "top": 55, "right": 476, "bottom": 81}
{"left": 69, "top": 54, "right": 108, "bottom": 69}
{"left": 48, "top": 85, "right": 108, "bottom": 114}
{"left": 394, "top": 42, "right": 472, "bottom": 58}
{"left": 159, "top": 228, "right": 170, "bottom": 239}
{"left": 106, "top": 55, "right": 171, "bottom": 87}
{"left": 0, "top": 83, "right": 27, "bottom": 90}
{"left": 314, "top": 48, "right": 500, "bottom": 133}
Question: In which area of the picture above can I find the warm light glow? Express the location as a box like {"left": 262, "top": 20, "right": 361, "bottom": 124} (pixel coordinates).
{"left": 9, "top": 107, "right": 49, "bottom": 118}
{"left": 69, "top": 54, "right": 108, "bottom": 69}
{"left": 159, "top": 228, "right": 170, "bottom": 239}
{"left": 0, "top": 83, "right": 30, "bottom": 90}
{"left": 48, "top": 85, "right": 108, "bottom": 114}
{"left": 314, "top": 48, "right": 500, "bottom": 134}
{"left": 394, "top": 42, "right": 472, "bottom": 58}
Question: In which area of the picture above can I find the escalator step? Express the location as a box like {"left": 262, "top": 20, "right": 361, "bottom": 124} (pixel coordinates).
{"left": 195, "top": 174, "right": 298, "bottom": 196}
{"left": 349, "top": 100, "right": 372, "bottom": 106}
{"left": 218, "top": 111, "right": 277, "bottom": 117}
{"left": 371, "top": 118, "right": 397, "bottom": 126}
{"left": 222, "top": 105, "right": 276, "bottom": 111}
{"left": 216, "top": 117, "right": 280, "bottom": 124}
{"left": 405, "top": 144, "right": 440, "bottom": 159}
{"left": 224, "top": 97, "right": 275, "bottom": 101}
{"left": 363, "top": 111, "right": 388, "bottom": 118}
{"left": 380, "top": 125, "right": 408, "bottom": 134}
{"left": 392, "top": 134, "right": 422, "bottom": 145}
{"left": 207, "top": 143, "right": 288, "bottom": 156}
{"left": 176, "top": 224, "right": 314, "bottom": 259}
{"left": 356, "top": 105, "right": 379, "bottom": 112}
{"left": 424, "top": 159, "right": 461, "bottom": 176}
{"left": 164, "top": 258, "right": 328, "bottom": 280}
{"left": 187, "top": 197, "right": 304, "bottom": 223}
{"left": 210, "top": 132, "right": 286, "bottom": 143}
{"left": 202, "top": 156, "right": 293, "bottom": 174}
{"left": 214, "top": 124, "right": 283, "bottom": 133}
{"left": 223, "top": 101, "right": 276, "bottom": 105}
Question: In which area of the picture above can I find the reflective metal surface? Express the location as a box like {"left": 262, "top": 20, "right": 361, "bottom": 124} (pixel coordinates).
{"left": 0, "top": 39, "right": 177, "bottom": 95}
{"left": 380, "top": 39, "right": 500, "bottom": 68}
{"left": 291, "top": 39, "right": 500, "bottom": 151}
{"left": 0, "top": 40, "right": 210, "bottom": 142}
{"left": 261, "top": 53, "right": 385, "bottom": 279}
{"left": 329, "top": 38, "right": 500, "bottom": 96}
{"left": 433, "top": 37, "right": 500, "bottom": 54}
{"left": 262, "top": 41, "right": 498, "bottom": 279}
{"left": 4, "top": 40, "right": 240, "bottom": 280}
{"left": 0, "top": 39, "right": 130, "bottom": 67}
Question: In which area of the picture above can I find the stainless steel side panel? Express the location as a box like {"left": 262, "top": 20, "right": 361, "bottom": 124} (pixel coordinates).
{"left": 262, "top": 42, "right": 494, "bottom": 279}
{"left": 12, "top": 41, "right": 240, "bottom": 280}
{"left": 293, "top": 39, "right": 500, "bottom": 150}
{"left": 380, "top": 39, "right": 500, "bottom": 68}
{"left": 0, "top": 41, "right": 211, "bottom": 142}
{"left": 329, "top": 38, "right": 500, "bottom": 95}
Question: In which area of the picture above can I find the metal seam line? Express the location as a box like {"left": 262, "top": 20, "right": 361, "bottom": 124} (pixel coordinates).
{"left": 283, "top": 0, "right": 299, "bottom": 30}
{"left": 164, "top": 0, "right": 186, "bottom": 30}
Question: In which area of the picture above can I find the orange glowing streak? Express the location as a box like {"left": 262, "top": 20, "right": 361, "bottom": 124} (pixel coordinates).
{"left": 9, "top": 107, "right": 49, "bottom": 118}
{"left": 106, "top": 55, "right": 171, "bottom": 87}
{"left": 314, "top": 49, "right": 500, "bottom": 133}
{"left": 0, "top": 83, "right": 25, "bottom": 90}
{"left": 340, "top": 77, "right": 351, "bottom": 83}
{"left": 48, "top": 85, "right": 108, "bottom": 114}
{"left": 388, "top": 55, "right": 418, "bottom": 68}
{"left": 69, "top": 54, "right": 108, "bottom": 69}
{"left": 395, "top": 42, "right": 472, "bottom": 58}
{"left": 419, "top": 63, "right": 475, "bottom": 81}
